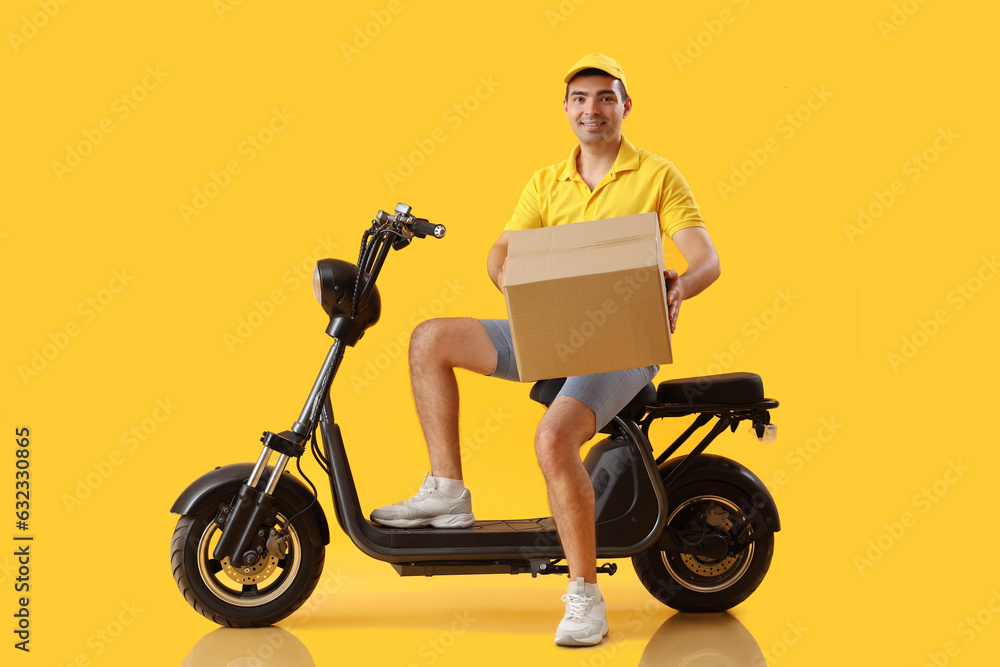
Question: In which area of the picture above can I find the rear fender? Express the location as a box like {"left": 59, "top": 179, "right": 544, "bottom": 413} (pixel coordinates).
{"left": 659, "top": 453, "right": 780, "bottom": 533}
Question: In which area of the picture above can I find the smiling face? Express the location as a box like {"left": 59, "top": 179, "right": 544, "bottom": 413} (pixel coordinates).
{"left": 563, "top": 73, "right": 631, "bottom": 146}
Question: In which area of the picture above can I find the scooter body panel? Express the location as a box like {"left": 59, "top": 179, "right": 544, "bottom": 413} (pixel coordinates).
{"left": 321, "top": 414, "right": 667, "bottom": 563}
{"left": 585, "top": 437, "right": 662, "bottom": 549}
{"left": 170, "top": 463, "right": 331, "bottom": 547}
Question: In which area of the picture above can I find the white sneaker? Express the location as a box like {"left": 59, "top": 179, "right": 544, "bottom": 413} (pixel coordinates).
{"left": 370, "top": 473, "right": 475, "bottom": 528}
{"left": 554, "top": 577, "right": 609, "bottom": 646}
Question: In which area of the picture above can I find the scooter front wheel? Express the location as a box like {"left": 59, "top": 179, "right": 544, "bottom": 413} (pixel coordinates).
{"left": 632, "top": 480, "right": 774, "bottom": 612}
{"left": 171, "top": 495, "right": 325, "bottom": 627}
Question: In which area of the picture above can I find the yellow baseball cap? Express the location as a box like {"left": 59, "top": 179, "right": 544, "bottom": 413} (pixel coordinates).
{"left": 563, "top": 53, "right": 628, "bottom": 96}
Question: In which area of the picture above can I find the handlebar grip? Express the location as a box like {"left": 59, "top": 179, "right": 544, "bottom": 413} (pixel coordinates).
{"left": 411, "top": 218, "right": 446, "bottom": 239}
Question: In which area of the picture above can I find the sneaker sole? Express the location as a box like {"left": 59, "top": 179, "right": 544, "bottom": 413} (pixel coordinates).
{"left": 370, "top": 513, "right": 475, "bottom": 529}
{"left": 429, "top": 513, "right": 475, "bottom": 528}
{"left": 554, "top": 622, "right": 609, "bottom": 647}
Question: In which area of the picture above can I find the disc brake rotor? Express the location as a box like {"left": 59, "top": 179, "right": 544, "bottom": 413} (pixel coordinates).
{"left": 680, "top": 551, "right": 740, "bottom": 576}
{"left": 679, "top": 510, "right": 741, "bottom": 576}
{"left": 220, "top": 554, "right": 279, "bottom": 585}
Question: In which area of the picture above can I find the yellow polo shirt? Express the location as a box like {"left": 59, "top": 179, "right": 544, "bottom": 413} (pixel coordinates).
{"left": 504, "top": 137, "right": 705, "bottom": 240}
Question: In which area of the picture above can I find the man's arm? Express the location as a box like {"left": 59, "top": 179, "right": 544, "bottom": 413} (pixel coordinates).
{"left": 664, "top": 227, "right": 720, "bottom": 333}
{"left": 487, "top": 230, "right": 511, "bottom": 292}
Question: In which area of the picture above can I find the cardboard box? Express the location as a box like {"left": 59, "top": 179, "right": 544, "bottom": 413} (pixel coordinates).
{"left": 503, "top": 213, "right": 672, "bottom": 382}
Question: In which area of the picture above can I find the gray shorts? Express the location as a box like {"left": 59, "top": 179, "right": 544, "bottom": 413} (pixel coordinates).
{"left": 478, "top": 319, "right": 658, "bottom": 436}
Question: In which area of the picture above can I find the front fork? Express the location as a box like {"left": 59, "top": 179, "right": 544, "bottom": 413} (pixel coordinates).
{"left": 212, "top": 339, "right": 346, "bottom": 566}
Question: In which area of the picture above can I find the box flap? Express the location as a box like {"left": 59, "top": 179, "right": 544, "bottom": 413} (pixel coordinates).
{"left": 506, "top": 213, "right": 661, "bottom": 287}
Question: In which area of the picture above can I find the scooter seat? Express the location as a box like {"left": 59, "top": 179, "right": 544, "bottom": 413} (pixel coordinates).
{"left": 529, "top": 378, "right": 657, "bottom": 433}
{"left": 656, "top": 372, "right": 764, "bottom": 405}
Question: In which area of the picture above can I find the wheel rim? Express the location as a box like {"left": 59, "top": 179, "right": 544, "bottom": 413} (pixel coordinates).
{"left": 661, "top": 494, "right": 754, "bottom": 593}
{"left": 196, "top": 512, "right": 302, "bottom": 608}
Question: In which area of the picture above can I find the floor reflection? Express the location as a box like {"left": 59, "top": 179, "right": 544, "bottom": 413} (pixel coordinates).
{"left": 182, "top": 603, "right": 763, "bottom": 666}
{"left": 639, "top": 613, "right": 765, "bottom": 666}
{"left": 183, "top": 627, "right": 315, "bottom": 667}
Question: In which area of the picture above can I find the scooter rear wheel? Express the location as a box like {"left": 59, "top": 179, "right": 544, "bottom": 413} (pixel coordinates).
{"left": 632, "top": 480, "right": 774, "bottom": 612}
{"left": 171, "top": 495, "right": 325, "bottom": 627}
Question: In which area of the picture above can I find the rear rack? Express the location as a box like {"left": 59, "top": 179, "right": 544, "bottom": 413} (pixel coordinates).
{"left": 640, "top": 399, "right": 779, "bottom": 489}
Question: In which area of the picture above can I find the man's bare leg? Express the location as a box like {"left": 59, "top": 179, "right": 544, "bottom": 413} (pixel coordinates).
{"left": 534, "top": 396, "right": 598, "bottom": 583}
{"left": 408, "top": 318, "right": 497, "bottom": 480}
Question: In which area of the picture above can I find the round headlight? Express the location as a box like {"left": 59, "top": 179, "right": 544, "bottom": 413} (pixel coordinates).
{"left": 312, "top": 258, "right": 381, "bottom": 345}
{"left": 312, "top": 264, "right": 322, "bottom": 305}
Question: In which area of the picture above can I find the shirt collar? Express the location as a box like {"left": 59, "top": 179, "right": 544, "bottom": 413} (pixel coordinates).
{"left": 558, "top": 136, "right": 640, "bottom": 181}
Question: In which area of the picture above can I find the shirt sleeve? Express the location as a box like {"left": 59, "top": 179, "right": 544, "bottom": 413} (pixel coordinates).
{"left": 504, "top": 176, "right": 542, "bottom": 231}
{"left": 659, "top": 163, "right": 706, "bottom": 238}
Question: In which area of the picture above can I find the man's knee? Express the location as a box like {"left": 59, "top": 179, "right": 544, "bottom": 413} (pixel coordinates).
{"left": 534, "top": 399, "right": 594, "bottom": 474}
{"left": 409, "top": 319, "right": 445, "bottom": 372}
{"left": 409, "top": 318, "right": 496, "bottom": 374}
{"left": 410, "top": 318, "right": 447, "bottom": 356}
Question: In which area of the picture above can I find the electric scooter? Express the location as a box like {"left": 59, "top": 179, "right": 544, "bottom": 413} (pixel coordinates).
{"left": 169, "top": 204, "right": 781, "bottom": 627}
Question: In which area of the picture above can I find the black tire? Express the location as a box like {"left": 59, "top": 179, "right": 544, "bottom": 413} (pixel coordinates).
{"left": 171, "top": 495, "right": 325, "bottom": 627}
{"left": 632, "top": 480, "right": 774, "bottom": 612}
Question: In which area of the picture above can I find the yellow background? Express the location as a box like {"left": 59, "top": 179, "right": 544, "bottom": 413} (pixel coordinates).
{"left": 3, "top": 0, "right": 999, "bottom": 664}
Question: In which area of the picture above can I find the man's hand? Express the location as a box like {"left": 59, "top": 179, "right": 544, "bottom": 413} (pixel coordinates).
{"left": 487, "top": 231, "right": 511, "bottom": 293}
{"left": 664, "top": 269, "right": 685, "bottom": 333}
{"left": 662, "top": 228, "right": 722, "bottom": 334}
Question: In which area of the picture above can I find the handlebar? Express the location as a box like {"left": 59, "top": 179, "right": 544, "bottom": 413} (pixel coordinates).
{"left": 351, "top": 203, "right": 443, "bottom": 317}
{"left": 373, "top": 204, "right": 446, "bottom": 240}
{"left": 410, "top": 217, "right": 446, "bottom": 239}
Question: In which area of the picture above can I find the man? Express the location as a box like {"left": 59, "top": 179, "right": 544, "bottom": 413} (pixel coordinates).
{"left": 371, "top": 53, "right": 720, "bottom": 646}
